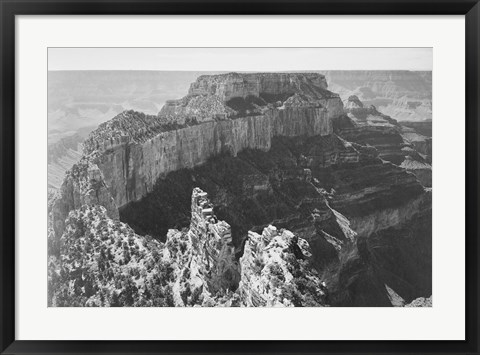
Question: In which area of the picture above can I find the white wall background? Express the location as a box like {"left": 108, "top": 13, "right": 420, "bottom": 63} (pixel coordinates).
{"left": 16, "top": 15, "right": 464, "bottom": 341}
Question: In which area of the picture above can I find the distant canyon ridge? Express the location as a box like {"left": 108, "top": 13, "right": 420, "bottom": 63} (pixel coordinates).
{"left": 48, "top": 70, "right": 431, "bottom": 190}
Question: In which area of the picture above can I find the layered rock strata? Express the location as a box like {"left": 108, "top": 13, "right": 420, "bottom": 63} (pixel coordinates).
{"left": 335, "top": 95, "right": 406, "bottom": 164}
{"left": 81, "top": 73, "right": 343, "bottom": 210}
{"left": 333, "top": 95, "right": 432, "bottom": 186}
{"left": 188, "top": 72, "right": 331, "bottom": 102}
{"left": 120, "top": 133, "right": 427, "bottom": 257}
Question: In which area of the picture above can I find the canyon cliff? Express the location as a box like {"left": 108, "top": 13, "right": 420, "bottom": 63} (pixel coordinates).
{"left": 77, "top": 73, "right": 343, "bottom": 210}
{"left": 47, "top": 70, "right": 432, "bottom": 195}
{"left": 49, "top": 72, "right": 432, "bottom": 307}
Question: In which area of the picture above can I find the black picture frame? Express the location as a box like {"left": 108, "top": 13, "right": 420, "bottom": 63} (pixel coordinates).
{"left": 1, "top": 1, "right": 479, "bottom": 354}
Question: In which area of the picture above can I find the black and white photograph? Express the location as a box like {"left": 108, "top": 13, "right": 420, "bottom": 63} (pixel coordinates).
{"left": 47, "top": 47, "right": 432, "bottom": 308}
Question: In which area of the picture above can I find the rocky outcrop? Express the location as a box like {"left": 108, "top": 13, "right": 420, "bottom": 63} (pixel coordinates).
{"left": 49, "top": 188, "right": 328, "bottom": 307}
{"left": 48, "top": 205, "right": 171, "bottom": 307}
{"left": 238, "top": 225, "right": 327, "bottom": 307}
{"left": 187, "top": 188, "right": 238, "bottom": 291}
{"left": 405, "top": 295, "right": 432, "bottom": 307}
{"left": 49, "top": 153, "right": 118, "bottom": 243}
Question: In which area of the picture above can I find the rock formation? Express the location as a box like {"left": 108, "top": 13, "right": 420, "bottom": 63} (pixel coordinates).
{"left": 76, "top": 73, "right": 343, "bottom": 211}
{"left": 48, "top": 71, "right": 432, "bottom": 307}
{"left": 50, "top": 153, "right": 118, "bottom": 243}
{"left": 188, "top": 72, "right": 330, "bottom": 100}
{"left": 239, "top": 225, "right": 327, "bottom": 307}
{"left": 186, "top": 188, "right": 238, "bottom": 291}
{"left": 333, "top": 95, "right": 432, "bottom": 187}
{"left": 119, "top": 132, "right": 425, "bottom": 243}
{"left": 400, "top": 125, "right": 432, "bottom": 164}
{"left": 323, "top": 70, "right": 432, "bottom": 121}
{"left": 49, "top": 188, "right": 326, "bottom": 307}
{"left": 48, "top": 204, "right": 171, "bottom": 307}
{"left": 405, "top": 295, "right": 432, "bottom": 307}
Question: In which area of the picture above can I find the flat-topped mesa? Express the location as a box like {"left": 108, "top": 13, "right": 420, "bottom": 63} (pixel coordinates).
{"left": 72, "top": 73, "right": 345, "bottom": 210}
{"left": 188, "top": 72, "right": 331, "bottom": 101}
{"left": 159, "top": 72, "right": 342, "bottom": 122}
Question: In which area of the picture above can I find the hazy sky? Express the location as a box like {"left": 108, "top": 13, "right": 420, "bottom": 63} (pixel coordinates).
{"left": 48, "top": 48, "right": 432, "bottom": 71}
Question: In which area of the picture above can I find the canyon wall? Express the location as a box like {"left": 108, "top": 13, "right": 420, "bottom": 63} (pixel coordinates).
{"left": 97, "top": 107, "right": 337, "bottom": 208}
{"left": 87, "top": 73, "right": 343, "bottom": 209}
{"left": 51, "top": 73, "right": 343, "bottom": 240}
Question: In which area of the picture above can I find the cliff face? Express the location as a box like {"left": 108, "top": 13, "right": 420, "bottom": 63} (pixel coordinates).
{"left": 120, "top": 133, "right": 427, "bottom": 253}
{"left": 50, "top": 154, "right": 118, "bottom": 243}
{"left": 48, "top": 133, "right": 84, "bottom": 190}
{"left": 83, "top": 73, "right": 343, "bottom": 209}
{"left": 97, "top": 108, "right": 335, "bottom": 208}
